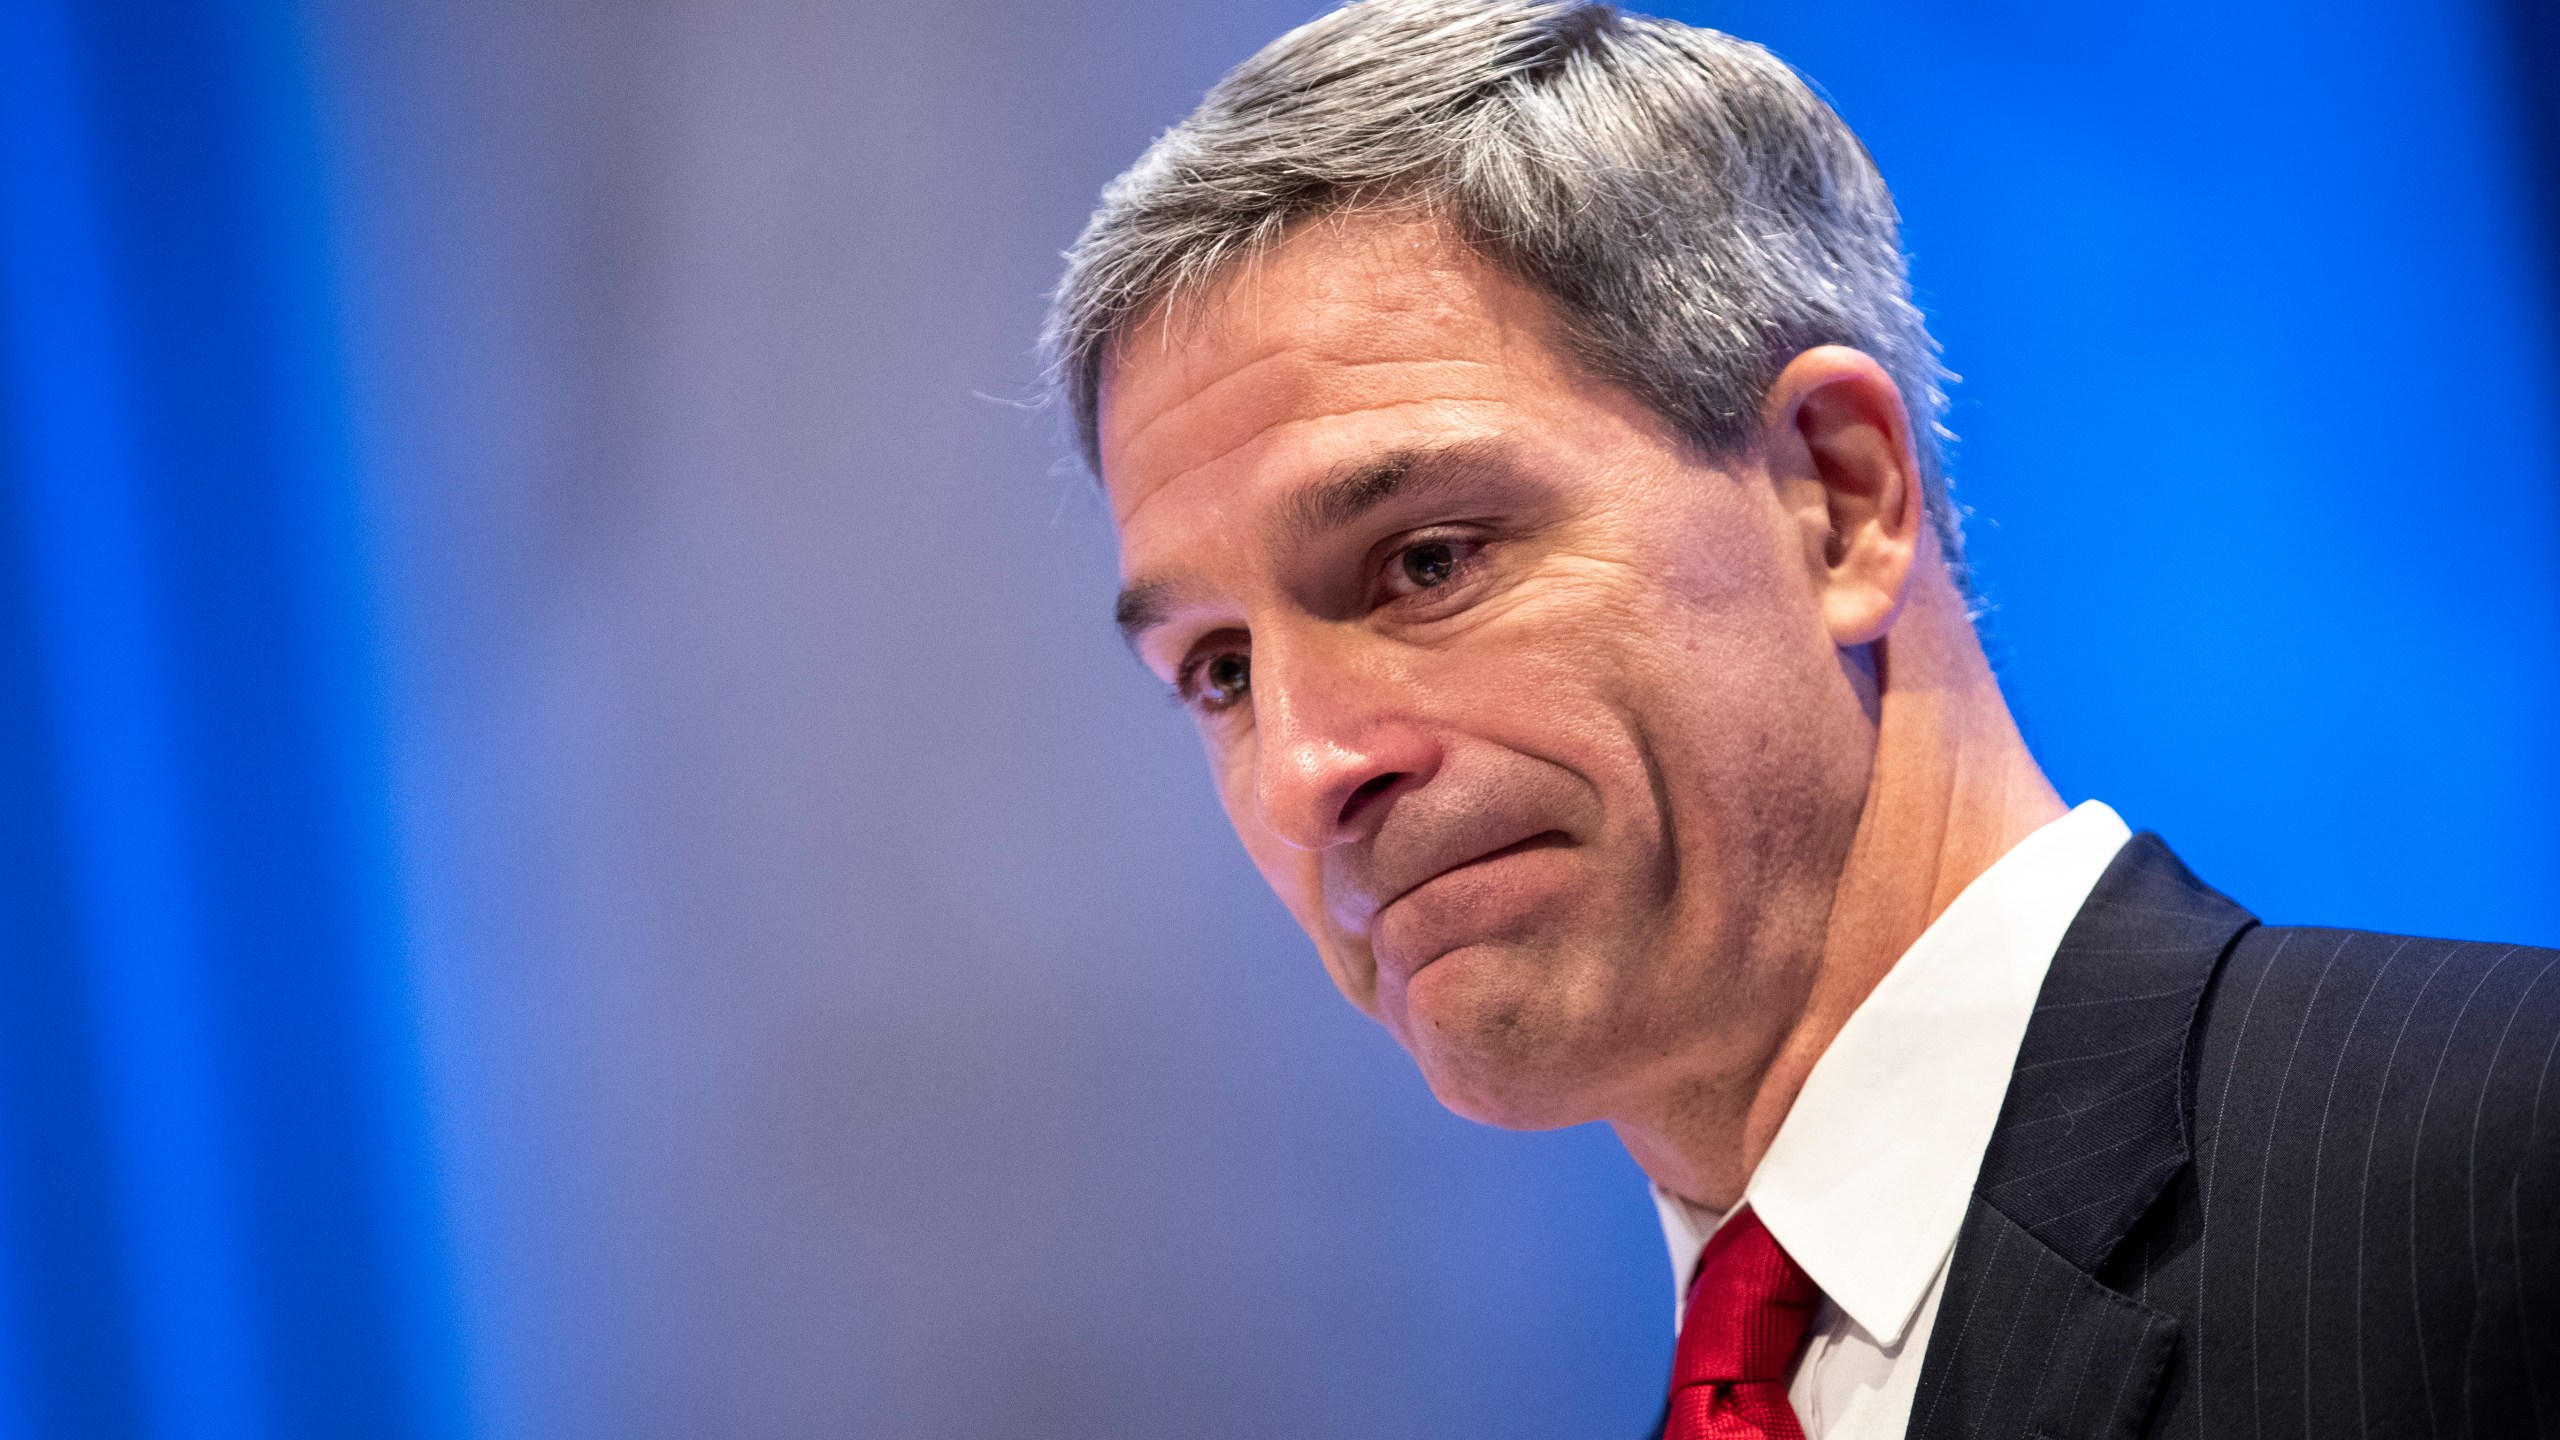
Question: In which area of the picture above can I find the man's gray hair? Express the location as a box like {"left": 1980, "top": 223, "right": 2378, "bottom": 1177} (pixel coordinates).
{"left": 1042, "top": 0, "right": 1965, "bottom": 575}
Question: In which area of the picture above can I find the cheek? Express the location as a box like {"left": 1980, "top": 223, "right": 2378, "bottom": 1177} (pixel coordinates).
{"left": 1461, "top": 555, "right": 1847, "bottom": 905}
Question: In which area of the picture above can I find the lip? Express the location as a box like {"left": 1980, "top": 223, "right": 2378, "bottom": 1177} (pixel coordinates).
{"left": 1365, "top": 829, "right": 1571, "bottom": 932}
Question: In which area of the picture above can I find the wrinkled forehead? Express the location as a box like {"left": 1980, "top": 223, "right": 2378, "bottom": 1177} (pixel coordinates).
{"left": 1095, "top": 213, "right": 1587, "bottom": 539}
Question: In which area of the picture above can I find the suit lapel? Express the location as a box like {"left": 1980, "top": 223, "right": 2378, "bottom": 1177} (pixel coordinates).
{"left": 1906, "top": 834, "right": 2255, "bottom": 1440}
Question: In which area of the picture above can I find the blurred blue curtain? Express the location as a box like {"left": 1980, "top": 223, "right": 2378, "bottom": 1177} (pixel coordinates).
{"left": 0, "top": 1, "right": 454, "bottom": 1437}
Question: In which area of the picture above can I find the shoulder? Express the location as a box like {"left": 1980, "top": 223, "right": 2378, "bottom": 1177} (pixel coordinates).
{"left": 2199, "top": 926, "right": 2560, "bottom": 1095}
{"left": 2162, "top": 926, "right": 2560, "bottom": 1429}
{"left": 2190, "top": 924, "right": 2560, "bottom": 1194}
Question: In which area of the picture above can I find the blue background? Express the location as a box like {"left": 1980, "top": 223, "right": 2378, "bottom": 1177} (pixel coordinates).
{"left": 1, "top": 0, "right": 2553, "bottom": 1436}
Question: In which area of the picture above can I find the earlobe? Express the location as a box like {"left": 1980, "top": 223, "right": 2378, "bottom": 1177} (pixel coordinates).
{"left": 1766, "top": 346, "right": 1923, "bottom": 648}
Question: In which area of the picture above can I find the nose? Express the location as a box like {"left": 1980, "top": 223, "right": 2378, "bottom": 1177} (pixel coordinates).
{"left": 1251, "top": 639, "right": 1443, "bottom": 853}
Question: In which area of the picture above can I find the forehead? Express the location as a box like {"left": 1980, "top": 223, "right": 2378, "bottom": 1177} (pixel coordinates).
{"left": 1097, "top": 213, "right": 1587, "bottom": 539}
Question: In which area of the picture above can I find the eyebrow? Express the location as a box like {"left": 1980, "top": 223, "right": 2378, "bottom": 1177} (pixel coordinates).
{"left": 1113, "top": 578, "right": 1178, "bottom": 643}
{"left": 1112, "top": 439, "right": 1513, "bottom": 650}
{"left": 1277, "top": 440, "right": 1506, "bottom": 551}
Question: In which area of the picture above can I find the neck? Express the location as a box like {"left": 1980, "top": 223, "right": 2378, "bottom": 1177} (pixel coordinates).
{"left": 1614, "top": 567, "right": 2065, "bottom": 1211}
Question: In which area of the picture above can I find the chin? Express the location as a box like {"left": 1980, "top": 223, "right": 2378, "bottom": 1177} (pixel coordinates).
{"left": 1391, "top": 940, "right": 1618, "bottom": 1131}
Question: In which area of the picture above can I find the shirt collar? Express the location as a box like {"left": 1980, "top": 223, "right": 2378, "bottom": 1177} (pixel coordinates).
{"left": 1652, "top": 801, "right": 2133, "bottom": 1343}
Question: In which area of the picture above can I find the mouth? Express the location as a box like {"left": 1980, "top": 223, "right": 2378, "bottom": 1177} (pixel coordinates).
{"left": 1369, "top": 829, "right": 1572, "bottom": 930}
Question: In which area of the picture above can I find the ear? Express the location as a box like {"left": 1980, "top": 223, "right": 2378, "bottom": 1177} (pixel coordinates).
{"left": 1762, "top": 346, "right": 1926, "bottom": 647}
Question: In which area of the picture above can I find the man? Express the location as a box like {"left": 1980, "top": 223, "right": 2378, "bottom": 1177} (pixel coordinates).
{"left": 1043, "top": 2, "right": 2560, "bottom": 1436}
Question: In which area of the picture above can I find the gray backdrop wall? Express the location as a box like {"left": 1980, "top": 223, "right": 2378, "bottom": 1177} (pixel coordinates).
{"left": 320, "top": 2, "right": 1668, "bottom": 1436}
{"left": 307, "top": 0, "right": 2560, "bottom": 1436}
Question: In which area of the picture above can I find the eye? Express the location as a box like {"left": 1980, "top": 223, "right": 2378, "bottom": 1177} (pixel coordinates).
{"left": 1400, "top": 541, "right": 1457, "bottom": 589}
{"left": 1379, "top": 534, "right": 1481, "bottom": 602}
{"left": 1181, "top": 649, "right": 1251, "bottom": 712}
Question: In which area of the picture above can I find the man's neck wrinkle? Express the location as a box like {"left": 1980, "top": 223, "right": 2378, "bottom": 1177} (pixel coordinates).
{"left": 1615, "top": 592, "right": 2064, "bottom": 1212}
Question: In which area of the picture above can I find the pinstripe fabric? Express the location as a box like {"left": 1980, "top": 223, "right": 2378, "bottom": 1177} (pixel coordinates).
{"left": 1909, "top": 834, "right": 2560, "bottom": 1440}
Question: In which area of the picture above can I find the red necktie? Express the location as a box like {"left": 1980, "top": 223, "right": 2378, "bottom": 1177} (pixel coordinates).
{"left": 1663, "top": 1206, "right": 1820, "bottom": 1440}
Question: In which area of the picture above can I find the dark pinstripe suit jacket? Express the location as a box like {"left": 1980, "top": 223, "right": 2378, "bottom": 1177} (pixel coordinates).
{"left": 1642, "top": 833, "right": 2560, "bottom": 1439}
{"left": 1903, "top": 833, "right": 2560, "bottom": 1440}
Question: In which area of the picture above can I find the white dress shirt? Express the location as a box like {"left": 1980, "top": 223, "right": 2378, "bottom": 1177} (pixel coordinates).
{"left": 1651, "top": 800, "right": 2132, "bottom": 1439}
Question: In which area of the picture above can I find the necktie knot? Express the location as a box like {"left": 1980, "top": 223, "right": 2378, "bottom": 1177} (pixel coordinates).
{"left": 1664, "top": 1206, "right": 1819, "bottom": 1440}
